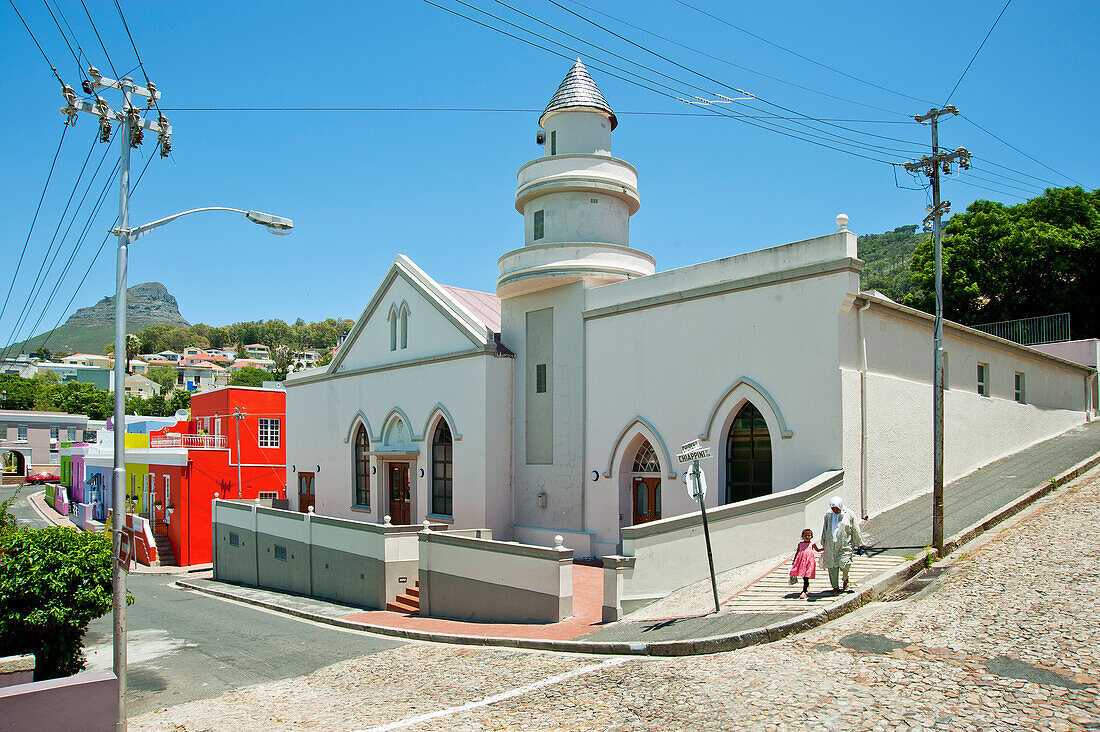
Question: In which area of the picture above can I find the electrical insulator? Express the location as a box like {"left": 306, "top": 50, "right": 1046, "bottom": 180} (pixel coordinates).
{"left": 99, "top": 117, "right": 112, "bottom": 142}
{"left": 159, "top": 133, "right": 172, "bottom": 158}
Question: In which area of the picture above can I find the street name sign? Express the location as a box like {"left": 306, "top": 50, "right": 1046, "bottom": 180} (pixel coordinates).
{"left": 677, "top": 446, "right": 713, "bottom": 463}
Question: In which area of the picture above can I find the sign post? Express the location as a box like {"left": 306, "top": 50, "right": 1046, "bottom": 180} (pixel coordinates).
{"left": 678, "top": 441, "right": 719, "bottom": 614}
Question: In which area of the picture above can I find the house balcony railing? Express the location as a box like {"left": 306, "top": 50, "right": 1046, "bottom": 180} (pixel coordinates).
{"left": 150, "top": 434, "right": 228, "bottom": 449}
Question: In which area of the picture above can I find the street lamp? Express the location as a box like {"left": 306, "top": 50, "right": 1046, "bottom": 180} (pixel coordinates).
{"left": 108, "top": 205, "right": 291, "bottom": 726}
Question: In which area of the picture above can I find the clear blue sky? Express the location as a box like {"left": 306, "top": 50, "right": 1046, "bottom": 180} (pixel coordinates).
{"left": 1, "top": 1, "right": 1096, "bottom": 341}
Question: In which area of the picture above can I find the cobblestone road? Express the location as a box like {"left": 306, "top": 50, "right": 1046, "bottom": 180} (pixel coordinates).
{"left": 134, "top": 468, "right": 1100, "bottom": 731}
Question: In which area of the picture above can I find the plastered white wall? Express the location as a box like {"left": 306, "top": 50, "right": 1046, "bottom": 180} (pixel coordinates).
{"left": 285, "top": 353, "right": 513, "bottom": 536}
{"left": 840, "top": 301, "right": 1091, "bottom": 517}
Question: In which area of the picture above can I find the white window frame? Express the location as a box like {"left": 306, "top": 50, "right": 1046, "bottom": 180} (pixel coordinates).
{"left": 1014, "top": 372, "right": 1026, "bottom": 404}
{"left": 17, "top": 425, "right": 27, "bottom": 441}
{"left": 977, "top": 362, "right": 989, "bottom": 397}
{"left": 258, "top": 418, "right": 281, "bottom": 448}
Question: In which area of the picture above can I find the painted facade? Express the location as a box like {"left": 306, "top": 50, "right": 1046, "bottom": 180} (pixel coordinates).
{"left": 141, "top": 386, "right": 288, "bottom": 565}
{"left": 283, "top": 61, "right": 1096, "bottom": 561}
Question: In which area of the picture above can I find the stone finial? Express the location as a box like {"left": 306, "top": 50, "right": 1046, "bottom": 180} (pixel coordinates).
{"left": 384, "top": 514, "right": 392, "bottom": 526}
{"left": 836, "top": 213, "right": 849, "bottom": 231}
{"left": 307, "top": 505, "right": 315, "bottom": 514}
{"left": 554, "top": 535, "right": 566, "bottom": 550}
{"left": 214, "top": 492, "right": 219, "bottom": 500}
{"left": 422, "top": 519, "right": 432, "bottom": 533}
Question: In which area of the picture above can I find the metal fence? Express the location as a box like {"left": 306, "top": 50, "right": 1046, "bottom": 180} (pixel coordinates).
{"left": 972, "top": 313, "right": 1071, "bottom": 346}
{"left": 150, "top": 434, "right": 228, "bottom": 449}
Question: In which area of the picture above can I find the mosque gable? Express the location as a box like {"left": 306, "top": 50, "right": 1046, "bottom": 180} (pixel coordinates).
{"left": 329, "top": 255, "right": 499, "bottom": 375}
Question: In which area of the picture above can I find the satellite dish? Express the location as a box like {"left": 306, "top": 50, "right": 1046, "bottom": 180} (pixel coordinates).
{"left": 174, "top": 409, "right": 189, "bottom": 420}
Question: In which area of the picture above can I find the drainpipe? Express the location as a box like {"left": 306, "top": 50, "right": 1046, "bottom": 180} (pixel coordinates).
{"left": 857, "top": 297, "right": 872, "bottom": 519}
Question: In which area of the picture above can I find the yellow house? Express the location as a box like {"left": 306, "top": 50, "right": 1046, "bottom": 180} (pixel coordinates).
{"left": 124, "top": 433, "right": 151, "bottom": 515}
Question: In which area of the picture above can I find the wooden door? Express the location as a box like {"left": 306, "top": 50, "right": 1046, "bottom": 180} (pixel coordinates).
{"left": 632, "top": 477, "right": 662, "bottom": 525}
{"left": 389, "top": 463, "right": 411, "bottom": 525}
{"left": 298, "top": 472, "right": 315, "bottom": 513}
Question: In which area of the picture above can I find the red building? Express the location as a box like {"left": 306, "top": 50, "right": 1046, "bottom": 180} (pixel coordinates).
{"left": 145, "top": 386, "right": 286, "bottom": 566}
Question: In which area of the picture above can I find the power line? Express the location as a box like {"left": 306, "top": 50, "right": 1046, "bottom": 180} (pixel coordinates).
{"left": 537, "top": 0, "right": 926, "bottom": 150}
{"left": 558, "top": 0, "right": 912, "bottom": 119}
{"left": 42, "top": 0, "right": 85, "bottom": 81}
{"left": 79, "top": 0, "right": 119, "bottom": 80}
{"left": 500, "top": 0, "right": 925, "bottom": 154}
{"left": 156, "top": 105, "right": 911, "bottom": 123}
{"left": 949, "top": 177, "right": 1028, "bottom": 201}
{"left": 943, "top": 0, "right": 1012, "bottom": 106}
{"left": 2, "top": 134, "right": 111, "bottom": 360}
{"left": 968, "top": 156, "right": 1063, "bottom": 188}
{"left": 961, "top": 114, "right": 1082, "bottom": 187}
{"left": 34, "top": 151, "right": 157, "bottom": 358}
{"left": 17, "top": 156, "right": 123, "bottom": 357}
{"left": 423, "top": 0, "right": 901, "bottom": 165}
{"left": 670, "top": 0, "right": 937, "bottom": 107}
{"left": 8, "top": 0, "right": 64, "bottom": 85}
{"left": 111, "top": 0, "right": 166, "bottom": 122}
{"left": 0, "top": 125, "right": 68, "bottom": 329}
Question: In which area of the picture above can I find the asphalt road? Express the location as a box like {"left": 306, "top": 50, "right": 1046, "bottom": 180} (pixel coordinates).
{"left": 0, "top": 482, "right": 50, "bottom": 529}
{"left": 83, "top": 573, "right": 404, "bottom": 716}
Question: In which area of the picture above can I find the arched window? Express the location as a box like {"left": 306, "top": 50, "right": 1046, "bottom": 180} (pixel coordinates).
{"left": 399, "top": 304, "right": 408, "bottom": 350}
{"left": 632, "top": 441, "right": 661, "bottom": 473}
{"left": 431, "top": 420, "right": 453, "bottom": 516}
{"left": 725, "top": 402, "right": 772, "bottom": 503}
{"left": 631, "top": 439, "right": 661, "bottom": 524}
{"left": 354, "top": 425, "right": 370, "bottom": 507}
{"left": 388, "top": 307, "right": 398, "bottom": 351}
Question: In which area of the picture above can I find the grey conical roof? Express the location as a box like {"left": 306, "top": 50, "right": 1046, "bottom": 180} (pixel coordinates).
{"left": 540, "top": 59, "right": 617, "bottom": 130}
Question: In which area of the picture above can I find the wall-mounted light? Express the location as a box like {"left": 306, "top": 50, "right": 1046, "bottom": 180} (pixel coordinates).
{"left": 371, "top": 465, "right": 376, "bottom": 475}
{"left": 537, "top": 491, "right": 548, "bottom": 508}
{"left": 590, "top": 470, "right": 599, "bottom": 481}
{"left": 419, "top": 468, "right": 425, "bottom": 478}
{"left": 291, "top": 465, "right": 295, "bottom": 473}
{"left": 315, "top": 465, "right": 321, "bottom": 473}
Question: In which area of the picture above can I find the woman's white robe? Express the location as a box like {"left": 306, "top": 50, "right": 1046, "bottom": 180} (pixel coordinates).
{"left": 821, "top": 509, "right": 865, "bottom": 569}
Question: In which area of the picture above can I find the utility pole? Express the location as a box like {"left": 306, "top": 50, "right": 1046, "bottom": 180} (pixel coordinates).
{"left": 234, "top": 407, "right": 245, "bottom": 498}
{"left": 59, "top": 66, "right": 171, "bottom": 732}
{"left": 903, "top": 106, "right": 970, "bottom": 556}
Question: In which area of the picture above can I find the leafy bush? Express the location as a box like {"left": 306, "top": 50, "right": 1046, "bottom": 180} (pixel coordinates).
{"left": 0, "top": 527, "right": 127, "bottom": 679}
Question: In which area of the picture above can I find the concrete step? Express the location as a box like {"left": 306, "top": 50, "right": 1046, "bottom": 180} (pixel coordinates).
{"left": 386, "top": 598, "right": 419, "bottom": 614}
{"left": 405, "top": 585, "right": 420, "bottom": 598}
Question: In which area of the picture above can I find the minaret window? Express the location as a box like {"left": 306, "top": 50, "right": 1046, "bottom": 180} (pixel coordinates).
{"left": 550, "top": 130, "right": 556, "bottom": 155}
{"left": 534, "top": 210, "right": 544, "bottom": 240}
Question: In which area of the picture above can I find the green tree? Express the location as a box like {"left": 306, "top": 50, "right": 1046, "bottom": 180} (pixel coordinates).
{"left": 125, "top": 333, "right": 141, "bottom": 374}
{"left": 146, "top": 365, "right": 178, "bottom": 393}
{"left": 0, "top": 527, "right": 130, "bottom": 679}
{"left": 229, "top": 366, "right": 269, "bottom": 387}
{"left": 168, "top": 389, "right": 191, "bottom": 413}
{"left": 907, "top": 186, "right": 1100, "bottom": 336}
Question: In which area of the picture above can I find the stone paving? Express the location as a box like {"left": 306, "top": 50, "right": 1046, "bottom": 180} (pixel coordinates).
{"left": 131, "top": 466, "right": 1100, "bottom": 731}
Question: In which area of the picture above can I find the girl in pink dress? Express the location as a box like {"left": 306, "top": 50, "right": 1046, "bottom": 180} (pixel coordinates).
{"left": 790, "top": 528, "right": 824, "bottom": 599}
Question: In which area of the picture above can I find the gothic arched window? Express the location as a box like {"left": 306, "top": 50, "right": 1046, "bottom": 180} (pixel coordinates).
{"left": 725, "top": 402, "right": 772, "bottom": 503}
{"left": 431, "top": 420, "right": 453, "bottom": 516}
{"left": 354, "top": 425, "right": 370, "bottom": 507}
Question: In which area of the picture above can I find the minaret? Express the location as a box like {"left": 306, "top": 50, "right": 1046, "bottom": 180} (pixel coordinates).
{"left": 497, "top": 59, "right": 654, "bottom": 298}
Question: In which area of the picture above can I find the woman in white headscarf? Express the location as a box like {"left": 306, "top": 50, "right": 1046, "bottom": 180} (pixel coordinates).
{"left": 821, "top": 496, "right": 865, "bottom": 592}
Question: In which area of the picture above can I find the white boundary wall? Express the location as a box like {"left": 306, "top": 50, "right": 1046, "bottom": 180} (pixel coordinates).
{"left": 603, "top": 470, "right": 841, "bottom": 620}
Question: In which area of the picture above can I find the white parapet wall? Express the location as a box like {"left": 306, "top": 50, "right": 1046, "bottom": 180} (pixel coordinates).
{"left": 418, "top": 531, "right": 574, "bottom": 623}
{"left": 602, "top": 470, "right": 842, "bottom": 621}
{"left": 211, "top": 500, "right": 448, "bottom": 609}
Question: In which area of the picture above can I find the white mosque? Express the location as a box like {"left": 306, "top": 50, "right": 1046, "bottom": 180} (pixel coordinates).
{"left": 285, "top": 60, "right": 1095, "bottom": 559}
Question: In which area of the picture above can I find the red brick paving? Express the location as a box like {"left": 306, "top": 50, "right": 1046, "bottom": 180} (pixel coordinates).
{"left": 341, "top": 563, "right": 606, "bottom": 640}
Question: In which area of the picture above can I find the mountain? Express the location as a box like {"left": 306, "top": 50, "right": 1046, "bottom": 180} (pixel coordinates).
{"left": 857, "top": 225, "right": 927, "bottom": 303}
{"left": 7, "top": 281, "right": 190, "bottom": 356}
